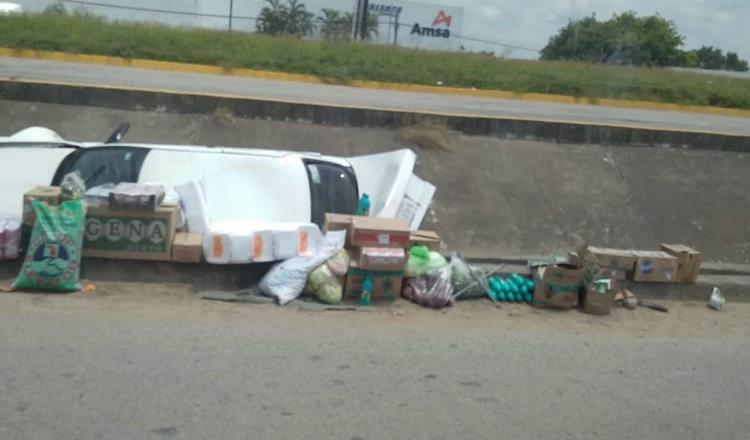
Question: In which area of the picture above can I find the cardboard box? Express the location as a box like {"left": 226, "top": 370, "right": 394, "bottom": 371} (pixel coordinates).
{"left": 660, "top": 244, "right": 702, "bottom": 283}
{"left": 596, "top": 267, "right": 627, "bottom": 281}
{"left": 349, "top": 217, "right": 410, "bottom": 248}
{"left": 108, "top": 183, "right": 165, "bottom": 211}
{"left": 582, "top": 279, "right": 615, "bottom": 316}
{"left": 587, "top": 247, "right": 636, "bottom": 271}
{"left": 533, "top": 265, "right": 585, "bottom": 310}
{"left": 344, "top": 261, "right": 404, "bottom": 303}
{"left": 22, "top": 186, "right": 61, "bottom": 226}
{"left": 409, "top": 230, "right": 441, "bottom": 251}
{"left": 323, "top": 213, "right": 354, "bottom": 233}
{"left": 353, "top": 247, "right": 407, "bottom": 271}
{"left": 83, "top": 205, "right": 179, "bottom": 261}
{"left": 630, "top": 251, "right": 679, "bottom": 283}
{"left": 172, "top": 232, "right": 203, "bottom": 263}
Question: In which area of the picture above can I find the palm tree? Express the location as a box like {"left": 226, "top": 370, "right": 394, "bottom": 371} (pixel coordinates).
{"left": 256, "top": 0, "right": 288, "bottom": 36}
{"left": 285, "top": 0, "right": 314, "bottom": 37}
{"left": 318, "top": 8, "right": 343, "bottom": 40}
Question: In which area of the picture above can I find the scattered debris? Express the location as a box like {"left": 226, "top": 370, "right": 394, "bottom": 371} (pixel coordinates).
{"left": 708, "top": 287, "right": 726, "bottom": 311}
{"left": 200, "top": 288, "right": 369, "bottom": 312}
{"left": 637, "top": 300, "right": 669, "bottom": 313}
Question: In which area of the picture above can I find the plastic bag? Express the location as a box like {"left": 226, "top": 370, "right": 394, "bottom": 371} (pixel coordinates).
{"left": 0, "top": 217, "right": 21, "bottom": 260}
{"left": 709, "top": 287, "right": 726, "bottom": 311}
{"left": 60, "top": 172, "right": 86, "bottom": 202}
{"left": 403, "top": 265, "right": 455, "bottom": 309}
{"left": 259, "top": 230, "right": 346, "bottom": 305}
{"left": 450, "top": 252, "right": 488, "bottom": 298}
{"left": 405, "top": 245, "right": 447, "bottom": 277}
{"left": 305, "top": 257, "right": 345, "bottom": 304}
{"left": 13, "top": 200, "right": 86, "bottom": 292}
{"left": 326, "top": 250, "right": 349, "bottom": 277}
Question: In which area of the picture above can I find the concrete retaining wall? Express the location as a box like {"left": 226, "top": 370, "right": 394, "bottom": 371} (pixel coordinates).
{"left": 2, "top": 79, "right": 749, "bottom": 151}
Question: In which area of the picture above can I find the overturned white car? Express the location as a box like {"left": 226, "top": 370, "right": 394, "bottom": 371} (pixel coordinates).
{"left": 0, "top": 125, "right": 435, "bottom": 263}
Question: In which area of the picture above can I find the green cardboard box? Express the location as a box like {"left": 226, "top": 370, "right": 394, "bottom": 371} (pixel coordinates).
{"left": 83, "top": 206, "right": 178, "bottom": 261}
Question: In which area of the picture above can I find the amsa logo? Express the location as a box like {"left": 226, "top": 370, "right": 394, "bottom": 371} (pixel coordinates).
{"left": 411, "top": 10, "right": 452, "bottom": 38}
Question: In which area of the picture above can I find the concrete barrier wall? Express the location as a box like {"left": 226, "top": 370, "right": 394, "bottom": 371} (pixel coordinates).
{"left": 2, "top": 79, "right": 749, "bottom": 151}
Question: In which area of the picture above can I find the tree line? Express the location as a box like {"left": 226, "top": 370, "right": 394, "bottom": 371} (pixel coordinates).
{"left": 256, "top": 0, "right": 378, "bottom": 40}
{"left": 541, "top": 12, "right": 748, "bottom": 72}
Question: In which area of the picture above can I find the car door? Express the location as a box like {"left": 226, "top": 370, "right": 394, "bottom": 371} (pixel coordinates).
{"left": 347, "top": 149, "right": 435, "bottom": 230}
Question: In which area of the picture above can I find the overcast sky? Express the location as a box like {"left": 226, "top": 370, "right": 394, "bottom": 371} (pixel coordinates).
{"left": 413, "top": 0, "right": 750, "bottom": 59}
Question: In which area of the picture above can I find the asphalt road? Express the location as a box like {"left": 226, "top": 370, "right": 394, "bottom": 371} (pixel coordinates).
{"left": 2, "top": 56, "right": 749, "bottom": 136}
{"left": 1, "top": 284, "right": 749, "bottom": 440}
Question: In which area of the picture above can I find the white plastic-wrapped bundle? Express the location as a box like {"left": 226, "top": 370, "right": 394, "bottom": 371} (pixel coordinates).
{"left": 202, "top": 232, "right": 231, "bottom": 264}
{"left": 0, "top": 217, "right": 21, "bottom": 260}
{"left": 250, "top": 228, "right": 275, "bottom": 262}
{"left": 175, "top": 179, "right": 210, "bottom": 235}
{"left": 273, "top": 223, "right": 322, "bottom": 260}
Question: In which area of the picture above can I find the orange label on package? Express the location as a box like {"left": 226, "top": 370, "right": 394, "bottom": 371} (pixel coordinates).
{"left": 298, "top": 231, "right": 309, "bottom": 255}
{"left": 212, "top": 235, "right": 224, "bottom": 257}
{"left": 254, "top": 235, "right": 263, "bottom": 259}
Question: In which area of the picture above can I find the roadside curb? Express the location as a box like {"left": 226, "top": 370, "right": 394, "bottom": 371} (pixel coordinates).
{"left": 2, "top": 78, "right": 750, "bottom": 151}
{"left": 2, "top": 259, "right": 747, "bottom": 303}
{"left": 2, "top": 47, "right": 749, "bottom": 120}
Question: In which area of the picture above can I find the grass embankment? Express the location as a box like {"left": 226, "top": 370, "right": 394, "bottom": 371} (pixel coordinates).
{"left": 1, "top": 13, "right": 749, "bottom": 110}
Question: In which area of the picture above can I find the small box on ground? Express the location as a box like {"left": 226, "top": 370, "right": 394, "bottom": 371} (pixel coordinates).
{"left": 587, "top": 247, "right": 636, "bottom": 271}
{"left": 533, "top": 265, "right": 585, "bottom": 310}
{"left": 582, "top": 279, "right": 616, "bottom": 316}
{"left": 409, "top": 230, "right": 441, "bottom": 251}
{"left": 660, "top": 244, "right": 701, "bottom": 283}
{"left": 22, "top": 186, "right": 61, "bottom": 226}
{"left": 83, "top": 205, "right": 179, "bottom": 261}
{"left": 349, "top": 217, "right": 410, "bottom": 248}
{"left": 108, "top": 183, "right": 165, "bottom": 211}
{"left": 353, "top": 247, "right": 407, "bottom": 271}
{"left": 323, "top": 213, "right": 354, "bottom": 233}
{"left": 344, "top": 261, "right": 404, "bottom": 303}
{"left": 172, "top": 232, "right": 203, "bottom": 263}
{"left": 630, "top": 251, "right": 678, "bottom": 283}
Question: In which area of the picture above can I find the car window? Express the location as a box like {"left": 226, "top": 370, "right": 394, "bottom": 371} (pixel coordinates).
{"left": 52, "top": 147, "right": 150, "bottom": 188}
{"left": 305, "top": 161, "right": 358, "bottom": 227}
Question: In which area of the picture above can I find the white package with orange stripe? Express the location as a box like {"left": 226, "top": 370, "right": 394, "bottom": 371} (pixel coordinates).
{"left": 203, "top": 232, "right": 231, "bottom": 264}
{"left": 272, "top": 223, "right": 322, "bottom": 260}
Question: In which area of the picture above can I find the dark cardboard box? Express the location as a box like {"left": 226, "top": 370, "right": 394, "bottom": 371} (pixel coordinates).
{"left": 582, "top": 279, "right": 615, "bottom": 316}
{"left": 344, "top": 261, "right": 404, "bottom": 303}
{"left": 533, "top": 265, "right": 585, "bottom": 310}
{"left": 630, "top": 251, "right": 679, "bottom": 283}
{"left": 660, "top": 244, "right": 701, "bottom": 284}
{"left": 352, "top": 247, "right": 407, "bottom": 271}
{"left": 587, "top": 247, "right": 637, "bottom": 271}
{"left": 349, "top": 217, "right": 410, "bottom": 248}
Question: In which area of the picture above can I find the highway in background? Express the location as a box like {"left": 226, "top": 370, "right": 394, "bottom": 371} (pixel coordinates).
{"left": 2, "top": 56, "right": 749, "bottom": 136}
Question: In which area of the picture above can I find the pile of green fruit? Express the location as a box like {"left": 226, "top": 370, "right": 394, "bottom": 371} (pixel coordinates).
{"left": 488, "top": 274, "right": 534, "bottom": 303}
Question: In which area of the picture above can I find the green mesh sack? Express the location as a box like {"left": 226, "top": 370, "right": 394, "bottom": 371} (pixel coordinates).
{"left": 13, "top": 199, "right": 86, "bottom": 292}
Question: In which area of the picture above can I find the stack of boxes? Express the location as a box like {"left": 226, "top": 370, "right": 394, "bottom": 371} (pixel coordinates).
{"left": 575, "top": 245, "right": 701, "bottom": 315}
{"left": 324, "top": 214, "right": 411, "bottom": 304}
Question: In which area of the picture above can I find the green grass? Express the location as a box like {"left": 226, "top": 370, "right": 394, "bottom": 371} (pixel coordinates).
{"left": 1, "top": 13, "right": 750, "bottom": 110}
